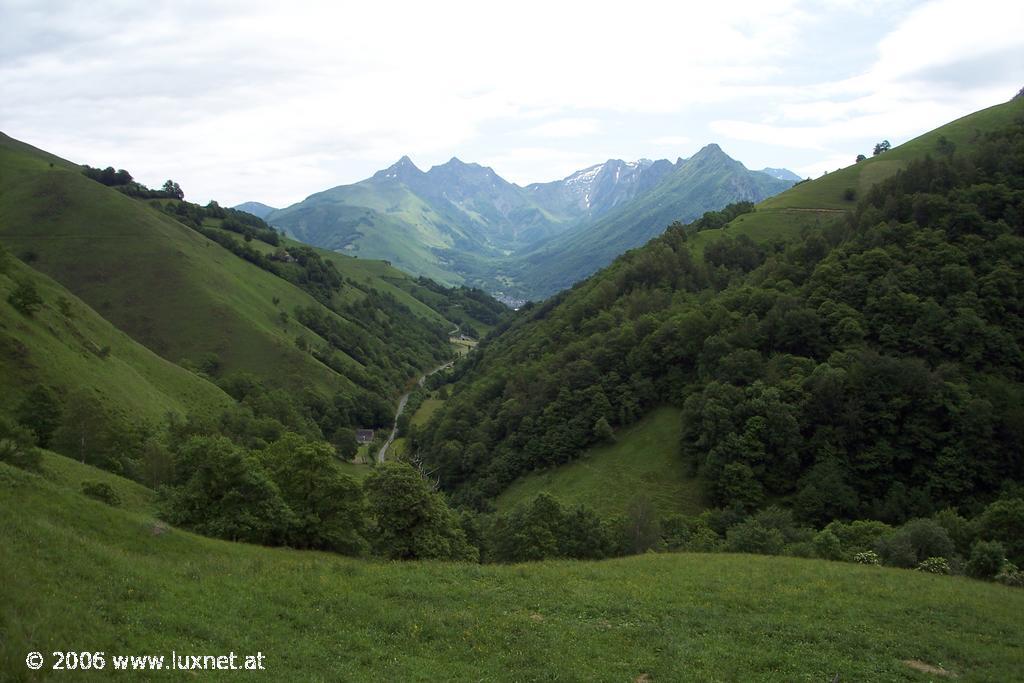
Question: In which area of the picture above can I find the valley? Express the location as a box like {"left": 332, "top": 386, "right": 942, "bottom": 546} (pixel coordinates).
{"left": 2, "top": 24, "right": 1023, "bottom": 678}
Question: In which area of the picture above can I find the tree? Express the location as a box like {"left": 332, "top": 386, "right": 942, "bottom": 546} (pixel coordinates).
{"left": 364, "top": 461, "right": 476, "bottom": 561}
{"left": 976, "top": 498, "right": 1024, "bottom": 565}
{"left": 873, "top": 140, "right": 891, "bottom": 156}
{"left": 162, "top": 179, "right": 184, "bottom": 200}
{"left": 16, "top": 385, "right": 62, "bottom": 447}
{"left": 7, "top": 279, "right": 42, "bottom": 316}
{"left": 331, "top": 427, "right": 359, "bottom": 461}
{"left": 856, "top": 154, "right": 867, "bottom": 163}
{"left": 258, "top": 434, "right": 367, "bottom": 554}
{"left": 0, "top": 415, "right": 42, "bottom": 471}
{"left": 625, "top": 495, "right": 661, "bottom": 554}
{"left": 162, "top": 435, "right": 295, "bottom": 545}
{"left": 51, "top": 391, "right": 113, "bottom": 466}
{"left": 593, "top": 416, "right": 614, "bottom": 443}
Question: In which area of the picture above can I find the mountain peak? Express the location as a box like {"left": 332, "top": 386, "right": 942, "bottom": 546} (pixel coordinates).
{"left": 687, "top": 143, "right": 742, "bottom": 168}
{"left": 374, "top": 155, "right": 423, "bottom": 181}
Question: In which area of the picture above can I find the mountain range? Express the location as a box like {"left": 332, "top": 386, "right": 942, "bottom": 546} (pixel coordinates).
{"left": 251, "top": 146, "right": 796, "bottom": 300}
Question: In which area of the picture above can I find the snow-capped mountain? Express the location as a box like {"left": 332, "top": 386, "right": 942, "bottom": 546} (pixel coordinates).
{"left": 526, "top": 158, "right": 674, "bottom": 220}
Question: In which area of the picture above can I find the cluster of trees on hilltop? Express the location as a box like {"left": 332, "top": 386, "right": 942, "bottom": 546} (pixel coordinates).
{"left": 81, "top": 164, "right": 185, "bottom": 199}
{"left": 415, "top": 114, "right": 1024, "bottom": 526}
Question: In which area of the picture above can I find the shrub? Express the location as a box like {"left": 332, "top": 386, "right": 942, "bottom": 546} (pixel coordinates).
{"left": 824, "top": 519, "right": 892, "bottom": 556}
{"left": 813, "top": 530, "right": 843, "bottom": 560}
{"left": 0, "top": 417, "right": 42, "bottom": 471}
{"left": 967, "top": 540, "right": 1007, "bottom": 579}
{"left": 843, "top": 188, "right": 856, "bottom": 201}
{"left": 725, "top": 519, "right": 785, "bottom": 555}
{"left": 853, "top": 550, "right": 880, "bottom": 565}
{"left": 976, "top": 498, "right": 1024, "bottom": 565}
{"left": 876, "top": 518, "right": 954, "bottom": 568}
{"left": 915, "top": 557, "right": 951, "bottom": 575}
{"left": 876, "top": 531, "right": 917, "bottom": 568}
{"left": 995, "top": 562, "right": 1024, "bottom": 588}
{"left": 7, "top": 279, "right": 43, "bottom": 316}
{"left": 81, "top": 481, "right": 121, "bottom": 506}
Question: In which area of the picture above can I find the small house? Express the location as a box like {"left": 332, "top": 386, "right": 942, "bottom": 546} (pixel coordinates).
{"left": 356, "top": 429, "right": 375, "bottom": 444}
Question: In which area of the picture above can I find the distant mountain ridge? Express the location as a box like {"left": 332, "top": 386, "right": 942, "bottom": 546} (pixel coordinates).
{"left": 503, "top": 144, "right": 795, "bottom": 297}
{"left": 266, "top": 147, "right": 797, "bottom": 299}
{"left": 233, "top": 201, "right": 277, "bottom": 218}
{"left": 759, "top": 167, "right": 803, "bottom": 182}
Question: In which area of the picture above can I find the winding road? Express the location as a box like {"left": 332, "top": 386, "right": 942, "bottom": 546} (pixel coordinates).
{"left": 376, "top": 331, "right": 460, "bottom": 463}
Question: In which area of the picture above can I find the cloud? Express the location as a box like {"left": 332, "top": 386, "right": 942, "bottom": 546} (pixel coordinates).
{"left": 0, "top": 0, "right": 1019, "bottom": 206}
{"left": 523, "top": 118, "right": 602, "bottom": 139}
{"left": 650, "top": 135, "right": 692, "bottom": 147}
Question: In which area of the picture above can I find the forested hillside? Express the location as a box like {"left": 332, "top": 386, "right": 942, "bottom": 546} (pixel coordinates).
{"left": 415, "top": 97, "right": 1024, "bottom": 529}
{"left": 0, "top": 133, "right": 505, "bottom": 480}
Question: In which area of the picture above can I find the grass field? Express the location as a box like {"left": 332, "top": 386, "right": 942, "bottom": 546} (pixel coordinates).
{"left": 0, "top": 253, "right": 232, "bottom": 422}
{"left": 0, "top": 134, "right": 364, "bottom": 398}
{"left": 497, "top": 407, "right": 708, "bottom": 518}
{"left": 336, "top": 460, "right": 374, "bottom": 482}
{"left": 411, "top": 396, "right": 445, "bottom": 428}
{"left": 3, "top": 456, "right": 1023, "bottom": 681}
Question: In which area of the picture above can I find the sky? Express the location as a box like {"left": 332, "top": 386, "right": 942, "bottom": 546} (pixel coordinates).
{"left": 1, "top": 0, "right": 1022, "bottom": 208}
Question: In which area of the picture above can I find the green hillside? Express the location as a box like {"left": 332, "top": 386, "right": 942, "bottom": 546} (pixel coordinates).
{"left": 0, "top": 253, "right": 232, "bottom": 423}
{"left": 416, "top": 96, "right": 1024, "bottom": 527}
{"left": 0, "top": 135, "right": 359, "bottom": 396}
{"left": 496, "top": 407, "right": 707, "bottom": 518}
{"left": 268, "top": 175, "right": 484, "bottom": 286}
{"left": 697, "top": 97, "right": 1024, "bottom": 250}
{"left": 0, "top": 133, "right": 510, "bottom": 408}
{"left": 3, "top": 456, "right": 1023, "bottom": 681}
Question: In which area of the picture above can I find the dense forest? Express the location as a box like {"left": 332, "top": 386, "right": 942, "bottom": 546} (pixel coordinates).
{"left": 415, "top": 112, "right": 1024, "bottom": 530}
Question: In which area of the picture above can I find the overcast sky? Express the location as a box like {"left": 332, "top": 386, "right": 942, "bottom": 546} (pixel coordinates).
{"left": 1, "top": 0, "right": 1021, "bottom": 207}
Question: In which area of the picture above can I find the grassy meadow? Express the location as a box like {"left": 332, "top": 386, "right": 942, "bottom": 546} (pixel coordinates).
{"left": 3, "top": 455, "right": 1023, "bottom": 681}
{"left": 497, "top": 407, "right": 708, "bottom": 518}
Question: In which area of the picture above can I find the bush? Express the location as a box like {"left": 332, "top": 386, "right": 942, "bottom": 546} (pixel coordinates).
{"left": 813, "top": 530, "right": 843, "bottom": 560}
{"left": 915, "top": 557, "right": 951, "bottom": 575}
{"left": 7, "top": 279, "right": 43, "bottom": 316}
{"left": 824, "top": 519, "right": 892, "bottom": 557}
{"left": 876, "top": 518, "right": 955, "bottom": 568}
{"left": 81, "top": 481, "right": 121, "bottom": 506}
{"left": 976, "top": 498, "right": 1024, "bottom": 565}
{"left": 853, "top": 550, "right": 880, "bottom": 565}
{"left": 967, "top": 540, "right": 1007, "bottom": 579}
{"left": 0, "top": 417, "right": 42, "bottom": 471}
{"left": 995, "top": 562, "right": 1024, "bottom": 588}
{"left": 725, "top": 519, "right": 785, "bottom": 555}
{"left": 876, "top": 531, "right": 917, "bottom": 568}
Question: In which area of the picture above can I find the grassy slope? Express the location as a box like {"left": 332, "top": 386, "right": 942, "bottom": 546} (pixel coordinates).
{"left": 0, "top": 254, "right": 232, "bottom": 421}
{"left": 267, "top": 179, "right": 474, "bottom": 286}
{"left": 201, "top": 225, "right": 453, "bottom": 327}
{"left": 704, "top": 97, "right": 1024, "bottom": 249}
{"left": 3, "top": 457, "right": 1023, "bottom": 681}
{"left": 496, "top": 407, "right": 707, "bottom": 518}
{"left": 0, "top": 134, "right": 407, "bottom": 396}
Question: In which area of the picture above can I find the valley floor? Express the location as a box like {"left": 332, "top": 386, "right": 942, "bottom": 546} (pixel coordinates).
{"left": 3, "top": 457, "right": 1023, "bottom": 681}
